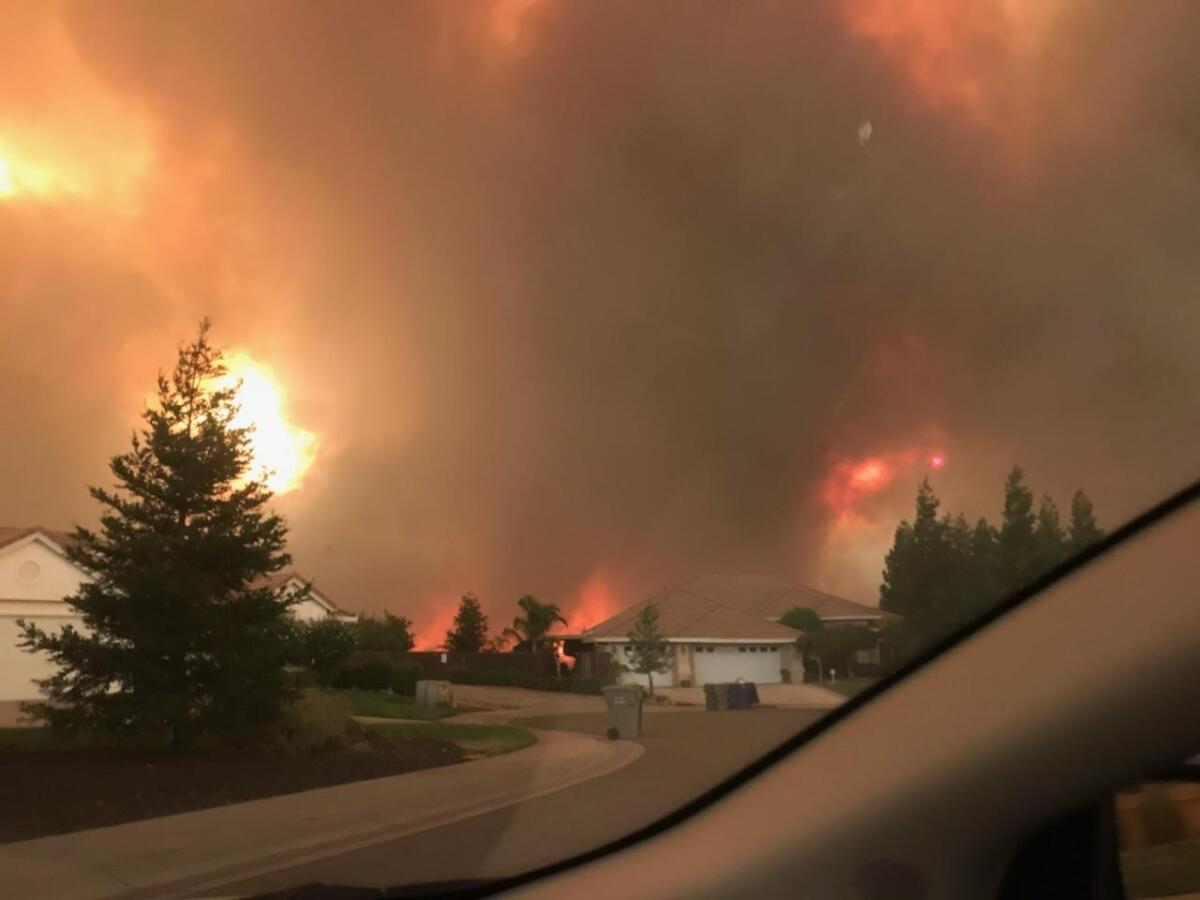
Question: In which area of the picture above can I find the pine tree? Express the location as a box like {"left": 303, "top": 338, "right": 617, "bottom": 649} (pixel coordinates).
{"left": 445, "top": 593, "right": 489, "bottom": 652}
{"left": 967, "top": 517, "right": 999, "bottom": 614}
{"left": 1067, "top": 490, "right": 1104, "bottom": 554}
{"left": 1033, "top": 494, "right": 1068, "bottom": 573}
{"left": 997, "top": 465, "right": 1038, "bottom": 593}
{"left": 18, "top": 321, "right": 295, "bottom": 748}
{"left": 627, "top": 605, "right": 670, "bottom": 697}
{"left": 880, "top": 479, "right": 955, "bottom": 623}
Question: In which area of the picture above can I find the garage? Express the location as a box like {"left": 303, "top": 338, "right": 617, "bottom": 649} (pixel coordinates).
{"left": 693, "top": 643, "right": 782, "bottom": 686}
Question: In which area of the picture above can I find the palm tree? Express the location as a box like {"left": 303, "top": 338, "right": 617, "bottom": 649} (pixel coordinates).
{"left": 501, "top": 594, "right": 568, "bottom": 653}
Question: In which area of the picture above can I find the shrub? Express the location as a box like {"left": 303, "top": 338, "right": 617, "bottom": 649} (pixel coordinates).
{"left": 300, "top": 619, "right": 357, "bottom": 685}
{"left": 283, "top": 666, "right": 318, "bottom": 689}
{"left": 441, "top": 668, "right": 604, "bottom": 695}
{"left": 680, "top": 679, "right": 692, "bottom": 688}
{"left": 258, "top": 689, "right": 354, "bottom": 754}
{"left": 333, "top": 659, "right": 394, "bottom": 691}
{"left": 389, "top": 662, "right": 424, "bottom": 697}
{"left": 355, "top": 612, "right": 414, "bottom": 651}
{"left": 605, "top": 726, "right": 620, "bottom": 740}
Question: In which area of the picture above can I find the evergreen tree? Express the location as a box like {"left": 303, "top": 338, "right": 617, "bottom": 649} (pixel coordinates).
{"left": 19, "top": 321, "right": 295, "bottom": 747}
{"left": 997, "top": 465, "right": 1038, "bottom": 593}
{"left": 627, "top": 605, "right": 670, "bottom": 696}
{"left": 880, "top": 466, "right": 1103, "bottom": 666}
{"left": 445, "top": 592, "right": 489, "bottom": 652}
{"left": 1067, "top": 490, "right": 1104, "bottom": 554}
{"left": 880, "top": 478, "right": 949, "bottom": 622}
{"left": 967, "top": 517, "right": 1000, "bottom": 614}
{"left": 1033, "top": 494, "right": 1068, "bottom": 573}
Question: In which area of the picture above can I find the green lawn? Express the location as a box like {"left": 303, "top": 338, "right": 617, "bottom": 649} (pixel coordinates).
{"left": 1121, "top": 840, "right": 1200, "bottom": 898}
{"left": 330, "top": 689, "right": 461, "bottom": 721}
{"left": 367, "top": 722, "right": 537, "bottom": 757}
{"left": 823, "top": 677, "right": 881, "bottom": 699}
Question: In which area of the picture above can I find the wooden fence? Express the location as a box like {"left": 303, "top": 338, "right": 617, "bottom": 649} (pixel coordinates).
{"left": 350, "top": 649, "right": 559, "bottom": 679}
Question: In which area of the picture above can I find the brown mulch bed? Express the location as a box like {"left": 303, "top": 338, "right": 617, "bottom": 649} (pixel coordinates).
{"left": 0, "top": 739, "right": 465, "bottom": 843}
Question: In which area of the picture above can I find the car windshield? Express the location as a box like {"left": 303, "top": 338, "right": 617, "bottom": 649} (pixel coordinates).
{"left": 1, "top": 2, "right": 1197, "bottom": 896}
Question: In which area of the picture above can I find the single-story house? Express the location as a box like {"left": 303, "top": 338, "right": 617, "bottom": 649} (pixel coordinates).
{"left": 578, "top": 573, "right": 890, "bottom": 688}
{"left": 0, "top": 525, "right": 352, "bottom": 701}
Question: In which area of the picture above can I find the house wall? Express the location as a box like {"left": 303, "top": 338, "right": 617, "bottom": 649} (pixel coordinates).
{"left": 0, "top": 538, "right": 345, "bottom": 701}
{"left": 606, "top": 643, "right": 677, "bottom": 689}
{"left": 0, "top": 538, "right": 89, "bottom": 702}
{"left": 292, "top": 595, "right": 334, "bottom": 622}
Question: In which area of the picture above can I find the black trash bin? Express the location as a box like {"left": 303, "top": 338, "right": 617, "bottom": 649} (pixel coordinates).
{"left": 746, "top": 682, "right": 760, "bottom": 705}
{"left": 714, "top": 682, "right": 731, "bottom": 710}
{"left": 703, "top": 683, "right": 717, "bottom": 711}
{"left": 729, "top": 681, "right": 751, "bottom": 710}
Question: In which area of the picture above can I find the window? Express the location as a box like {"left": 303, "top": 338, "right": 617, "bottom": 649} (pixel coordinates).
{"left": 738, "top": 646, "right": 747, "bottom": 653}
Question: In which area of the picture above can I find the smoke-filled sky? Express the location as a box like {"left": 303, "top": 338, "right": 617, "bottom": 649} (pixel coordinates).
{"left": 3, "top": 1, "right": 1197, "bottom": 645}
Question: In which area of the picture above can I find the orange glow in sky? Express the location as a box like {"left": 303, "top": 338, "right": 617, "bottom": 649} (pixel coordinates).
{"left": 568, "top": 569, "right": 621, "bottom": 633}
{"left": 839, "top": 0, "right": 1052, "bottom": 138}
{"left": 490, "top": 0, "right": 543, "bottom": 47}
{"left": 215, "top": 353, "right": 317, "bottom": 495}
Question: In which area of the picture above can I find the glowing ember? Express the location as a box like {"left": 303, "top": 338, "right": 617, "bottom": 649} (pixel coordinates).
{"left": 213, "top": 353, "right": 317, "bottom": 495}
{"left": 929, "top": 454, "right": 946, "bottom": 469}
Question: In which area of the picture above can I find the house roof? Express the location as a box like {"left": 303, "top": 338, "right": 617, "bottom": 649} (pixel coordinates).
{"left": 0, "top": 525, "right": 76, "bottom": 555}
{"left": 663, "top": 573, "right": 888, "bottom": 621}
{"left": 580, "top": 573, "right": 889, "bottom": 643}
{"left": 257, "top": 570, "right": 354, "bottom": 618}
{"left": 582, "top": 589, "right": 803, "bottom": 643}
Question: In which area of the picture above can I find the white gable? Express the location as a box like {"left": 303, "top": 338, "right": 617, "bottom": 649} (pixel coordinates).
{"left": 274, "top": 576, "right": 353, "bottom": 622}
{"left": 0, "top": 535, "right": 90, "bottom": 701}
{"left": 0, "top": 534, "right": 89, "bottom": 609}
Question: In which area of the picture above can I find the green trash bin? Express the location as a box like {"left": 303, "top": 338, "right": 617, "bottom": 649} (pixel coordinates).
{"left": 714, "top": 682, "right": 731, "bottom": 711}
{"left": 602, "top": 685, "right": 644, "bottom": 739}
{"left": 703, "top": 683, "right": 718, "bottom": 711}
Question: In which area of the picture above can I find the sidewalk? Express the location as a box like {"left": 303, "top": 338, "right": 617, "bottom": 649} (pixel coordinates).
{"left": 0, "top": 729, "right": 643, "bottom": 900}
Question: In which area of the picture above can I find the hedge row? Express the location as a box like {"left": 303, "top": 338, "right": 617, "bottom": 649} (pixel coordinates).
{"left": 442, "top": 667, "right": 605, "bottom": 695}
{"left": 332, "top": 659, "right": 424, "bottom": 696}
{"left": 290, "top": 661, "right": 606, "bottom": 696}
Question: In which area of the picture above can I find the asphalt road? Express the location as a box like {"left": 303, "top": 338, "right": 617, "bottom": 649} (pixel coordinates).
{"left": 217, "top": 706, "right": 826, "bottom": 896}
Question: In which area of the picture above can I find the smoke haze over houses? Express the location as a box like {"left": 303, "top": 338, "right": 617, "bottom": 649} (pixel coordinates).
{"left": 2, "top": 2, "right": 1197, "bottom": 642}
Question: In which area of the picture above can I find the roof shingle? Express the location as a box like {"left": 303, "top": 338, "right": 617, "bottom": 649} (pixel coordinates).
{"left": 581, "top": 573, "right": 888, "bottom": 642}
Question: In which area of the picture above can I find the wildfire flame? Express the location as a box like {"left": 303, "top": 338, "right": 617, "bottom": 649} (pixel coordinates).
{"left": 568, "top": 569, "right": 622, "bottom": 633}
{"left": 822, "top": 446, "right": 946, "bottom": 521}
{"left": 213, "top": 353, "right": 317, "bottom": 495}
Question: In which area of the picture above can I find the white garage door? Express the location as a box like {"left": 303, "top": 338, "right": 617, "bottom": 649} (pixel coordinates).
{"left": 693, "top": 644, "right": 782, "bottom": 685}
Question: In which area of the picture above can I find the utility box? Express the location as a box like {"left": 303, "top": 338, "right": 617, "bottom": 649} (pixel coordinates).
{"left": 415, "top": 679, "right": 453, "bottom": 707}
{"left": 602, "top": 685, "right": 643, "bottom": 739}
